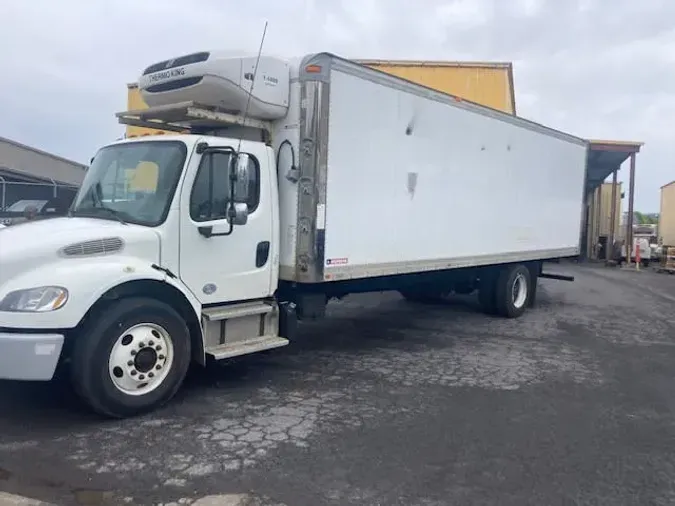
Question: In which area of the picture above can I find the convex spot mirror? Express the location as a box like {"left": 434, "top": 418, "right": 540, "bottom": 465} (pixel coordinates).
{"left": 232, "top": 152, "right": 251, "bottom": 204}
{"left": 229, "top": 202, "right": 248, "bottom": 226}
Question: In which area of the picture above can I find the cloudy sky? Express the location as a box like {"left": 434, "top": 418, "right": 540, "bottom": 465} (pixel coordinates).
{"left": 1, "top": 0, "right": 672, "bottom": 211}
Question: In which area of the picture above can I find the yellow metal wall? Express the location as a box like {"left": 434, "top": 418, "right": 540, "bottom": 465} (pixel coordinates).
{"left": 125, "top": 84, "right": 172, "bottom": 137}
{"left": 586, "top": 182, "right": 622, "bottom": 258}
{"left": 659, "top": 182, "right": 675, "bottom": 246}
{"left": 597, "top": 182, "right": 622, "bottom": 238}
{"left": 357, "top": 60, "right": 516, "bottom": 114}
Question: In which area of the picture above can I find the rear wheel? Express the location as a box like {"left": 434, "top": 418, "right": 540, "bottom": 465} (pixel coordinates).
{"left": 70, "top": 297, "right": 191, "bottom": 418}
{"left": 494, "top": 264, "right": 531, "bottom": 318}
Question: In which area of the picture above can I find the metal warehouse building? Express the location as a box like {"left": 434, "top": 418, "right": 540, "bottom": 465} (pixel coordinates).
{"left": 659, "top": 181, "right": 675, "bottom": 247}
{"left": 354, "top": 59, "right": 517, "bottom": 115}
{"left": 0, "top": 135, "right": 87, "bottom": 213}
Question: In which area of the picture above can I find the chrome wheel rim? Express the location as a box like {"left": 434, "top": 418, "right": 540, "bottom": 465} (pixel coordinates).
{"left": 108, "top": 323, "right": 174, "bottom": 396}
{"left": 512, "top": 273, "right": 528, "bottom": 309}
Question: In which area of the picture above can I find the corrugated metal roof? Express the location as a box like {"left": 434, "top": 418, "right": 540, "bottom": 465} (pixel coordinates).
{"left": 355, "top": 59, "right": 513, "bottom": 68}
{"left": 0, "top": 136, "right": 87, "bottom": 186}
{"left": 0, "top": 135, "right": 87, "bottom": 169}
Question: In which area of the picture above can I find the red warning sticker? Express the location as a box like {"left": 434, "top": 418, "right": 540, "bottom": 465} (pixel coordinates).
{"left": 326, "top": 257, "right": 348, "bottom": 266}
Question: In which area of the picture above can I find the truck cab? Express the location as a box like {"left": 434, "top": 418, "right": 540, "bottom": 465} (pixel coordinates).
{"left": 0, "top": 51, "right": 298, "bottom": 417}
{"left": 0, "top": 133, "right": 288, "bottom": 417}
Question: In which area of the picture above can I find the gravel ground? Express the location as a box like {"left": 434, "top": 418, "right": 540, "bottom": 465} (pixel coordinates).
{"left": 1, "top": 263, "right": 675, "bottom": 505}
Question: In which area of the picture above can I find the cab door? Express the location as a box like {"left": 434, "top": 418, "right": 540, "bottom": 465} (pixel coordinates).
{"left": 178, "top": 139, "right": 274, "bottom": 304}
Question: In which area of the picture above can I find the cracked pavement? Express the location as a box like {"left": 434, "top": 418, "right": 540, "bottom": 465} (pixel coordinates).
{"left": 2, "top": 263, "right": 675, "bottom": 505}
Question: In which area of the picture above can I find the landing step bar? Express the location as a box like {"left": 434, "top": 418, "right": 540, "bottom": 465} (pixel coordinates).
{"left": 540, "top": 272, "right": 575, "bottom": 282}
{"left": 206, "top": 336, "right": 290, "bottom": 360}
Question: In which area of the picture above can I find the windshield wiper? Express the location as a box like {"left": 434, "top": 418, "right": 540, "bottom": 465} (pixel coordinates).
{"left": 71, "top": 206, "right": 127, "bottom": 225}
{"left": 90, "top": 206, "right": 127, "bottom": 225}
{"left": 70, "top": 182, "right": 127, "bottom": 224}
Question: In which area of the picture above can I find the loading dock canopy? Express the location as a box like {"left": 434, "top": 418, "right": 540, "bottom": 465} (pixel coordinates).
{"left": 584, "top": 139, "right": 643, "bottom": 263}
{"left": 585, "top": 140, "right": 642, "bottom": 194}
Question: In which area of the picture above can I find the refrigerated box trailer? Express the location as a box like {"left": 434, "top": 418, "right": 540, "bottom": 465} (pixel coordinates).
{"left": 0, "top": 51, "right": 588, "bottom": 418}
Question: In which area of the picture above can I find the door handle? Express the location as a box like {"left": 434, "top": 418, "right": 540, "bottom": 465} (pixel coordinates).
{"left": 256, "top": 241, "right": 270, "bottom": 267}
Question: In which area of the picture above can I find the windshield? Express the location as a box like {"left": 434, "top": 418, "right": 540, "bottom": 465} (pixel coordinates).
{"left": 71, "top": 141, "right": 187, "bottom": 226}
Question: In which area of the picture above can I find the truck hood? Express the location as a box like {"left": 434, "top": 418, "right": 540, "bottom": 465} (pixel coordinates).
{"left": 0, "top": 217, "right": 161, "bottom": 284}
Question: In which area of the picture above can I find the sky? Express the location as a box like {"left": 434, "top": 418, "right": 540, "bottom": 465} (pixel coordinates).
{"left": 0, "top": 0, "right": 673, "bottom": 212}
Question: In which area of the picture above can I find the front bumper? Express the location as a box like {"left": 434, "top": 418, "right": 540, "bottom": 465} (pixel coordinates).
{"left": 0, "top": 332, "right": 64, "bottom": 380}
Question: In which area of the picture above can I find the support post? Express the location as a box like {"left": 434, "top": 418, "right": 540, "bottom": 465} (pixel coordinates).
{"left": 586, "top": 190, "right": 595, "bottom": 259}
{"left": 607, "top": 169, "right": 618, "bottom": 263}
{"left": 626, "top": 153, "right": 637, "bottom": 265}
{"left": 595, "top": 184, "right": 602, "bottom": 259}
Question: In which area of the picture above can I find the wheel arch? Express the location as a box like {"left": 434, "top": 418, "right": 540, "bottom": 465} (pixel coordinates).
{"left": 75, "top": 279, "right": 205, "bottom": 366}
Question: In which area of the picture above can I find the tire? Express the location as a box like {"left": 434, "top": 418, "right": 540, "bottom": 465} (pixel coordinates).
{"left": 70, "top": 297, "right": 191, "bottom": 418}
{"left": 527, "top": 264, "right": 539, "bottom": 308}
{"left": 494, "top": 264, "right": 531, "bottom": 319}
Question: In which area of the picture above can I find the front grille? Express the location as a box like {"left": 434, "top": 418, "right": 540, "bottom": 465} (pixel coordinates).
{"left": 145, "top": 76, "right": 203, "bottom": 93}
{"left": 142, "top": 52, "right": 210, "bottom": 75}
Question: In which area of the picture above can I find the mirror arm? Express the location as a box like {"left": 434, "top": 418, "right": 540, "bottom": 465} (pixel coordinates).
{"left": 198, "top": 221, "right": 234, "bottom": 238}
{"left": 197, "top": 201, "right": 238, "bottom": 238}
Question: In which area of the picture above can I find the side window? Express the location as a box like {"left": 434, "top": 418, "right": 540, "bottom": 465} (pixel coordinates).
{"left": 190, "top": 151, "right": 260, "bottom": 222}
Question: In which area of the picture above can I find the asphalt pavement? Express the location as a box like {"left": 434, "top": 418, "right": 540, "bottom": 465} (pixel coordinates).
{"left": 2, "top": 263, "right": 675, "bottom": 505}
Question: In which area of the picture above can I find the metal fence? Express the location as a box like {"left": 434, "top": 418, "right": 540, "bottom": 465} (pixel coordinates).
{"left": 0, "top": 178, "right": 79, "bottom": 212}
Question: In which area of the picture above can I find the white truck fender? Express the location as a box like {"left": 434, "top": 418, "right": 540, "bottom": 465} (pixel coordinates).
{"left": 0, "top": 257, "right": 202, "bottom": 336}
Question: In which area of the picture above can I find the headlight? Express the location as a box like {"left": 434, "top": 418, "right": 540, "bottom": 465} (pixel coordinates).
{"left": 0, "top": 286, "right": 69, "bottom": 312}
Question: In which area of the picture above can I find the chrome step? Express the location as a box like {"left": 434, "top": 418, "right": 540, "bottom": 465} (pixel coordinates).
{"left": 206, "top": 335, "right": 289, "bottom": 360}
{"left": 202, "top": 301, "right": 273, "bottom": 321}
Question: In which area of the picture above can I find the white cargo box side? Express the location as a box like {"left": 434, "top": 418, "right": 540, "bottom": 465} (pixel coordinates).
{"left": 288, "top": 54, "right": 588, "bottom": 283}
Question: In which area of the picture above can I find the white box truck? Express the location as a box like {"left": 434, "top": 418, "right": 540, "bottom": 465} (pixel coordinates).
{"left": 0, "top": 52, "right": 588, "bottom": 418}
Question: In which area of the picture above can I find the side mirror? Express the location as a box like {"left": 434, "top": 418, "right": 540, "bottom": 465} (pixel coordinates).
{"left": 232, "top": 153, "right": 251, "bottom": 203}
{"left": 229, "top": 202, "right": 248, "bottom": 226}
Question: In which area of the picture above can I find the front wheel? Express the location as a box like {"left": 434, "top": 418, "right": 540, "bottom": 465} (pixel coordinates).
{"left": 70, "top": 297, "right": 192, "bottom": 418}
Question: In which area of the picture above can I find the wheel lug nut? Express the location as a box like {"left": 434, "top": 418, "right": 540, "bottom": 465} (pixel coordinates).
{"left": 127, "top": 361, "right": 133, "bottom": 366}
{"left": 149, "top": 341, "right": 154, "bottom": 346}
{"left": 139, "top": 342, "right": 145, "bottom": 348}
{"left": 159, "top": 355, "right": 165, "bottom": 360}
{"left": 156, "top": 346, "right": 162, "bottom": 351}
{"left": 148, "top": 372, "right": 154, "bottom": 378}
{"left": 139, "top": 374, "right": 145, "bottom": 380}
{"left": 156, "top": 365, "right": 162, "bottom": 370}
{"left": 131, "top": 350, "right": 137, "bottom": 356}
{"left": 130, "top": 370, "right": 137, "bottom": 376}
